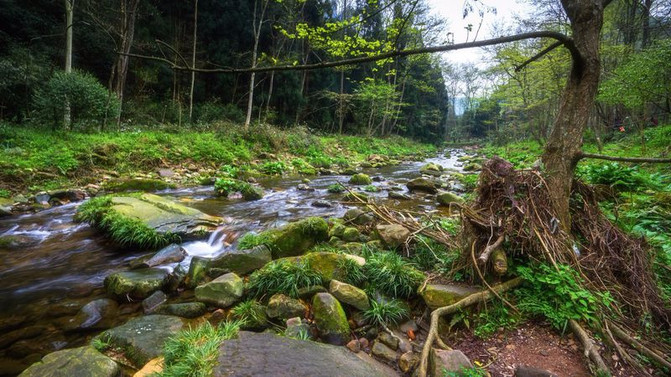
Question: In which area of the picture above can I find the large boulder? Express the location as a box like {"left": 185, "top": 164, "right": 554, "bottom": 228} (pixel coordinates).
{"left": 420, "top": 284, "right": 480, "bottom": 310}
{"left": 375, "top": 224, "right": 411, "bottom": 249}
{"left": 241, "top": 217, "right": 329, "bottom": 259}
{"left": 75, "top": 193, "right": 223, "bottom": 247}
{"left": 104, "top": 268, "right": 169, "bottom": 300}
{"left": 156, "top": 302, "right": 207, "bottom": 318}
{"left": 312, "top": 293, "right": 350, "bottom": 345}
{"left": 214, "top": 331, "right": 399, "bottom": 377}
{"left": 95, "top": 315, "right": 184, "bottom": 368}
{"left": 406, "top": 178, "right": 437, "bottom": 194}
{"left": 208, "top": 245, "right": 272, "bottom": 275}
{"left": 19, "top": 346, "right": 119, "bottom": 377}
{"left": 194, "top": 272, "right": 243, "bottom": 308}
{"left": 329, "top": 279, "right": 370, "bottom": 311}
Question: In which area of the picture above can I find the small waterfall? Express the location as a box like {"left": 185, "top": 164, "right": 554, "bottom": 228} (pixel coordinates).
{"left": 181, "top": 225, "right": 237, "bottom": 264}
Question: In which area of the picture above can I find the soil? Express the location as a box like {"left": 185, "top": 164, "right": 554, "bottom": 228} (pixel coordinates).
{"left": 449, "top": 320, "right": 648, "bottom": 377}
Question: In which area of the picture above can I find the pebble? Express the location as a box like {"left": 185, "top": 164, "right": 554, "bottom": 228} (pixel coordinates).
{"left": 346, "top": 340, "right": 361, "bottom": 353}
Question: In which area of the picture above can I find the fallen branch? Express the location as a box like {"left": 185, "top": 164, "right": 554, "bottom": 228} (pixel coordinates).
{"left": 478, "top": 234, "right": 505, "bottom": 264}
{"left": 568, "top": 319, "right": 609, "bottom": 375}
{"left": 417, "top": 277, "right": 522, "bottom": 377}
{"left": 608, "top": 321, "right": 671, "bottom": 371}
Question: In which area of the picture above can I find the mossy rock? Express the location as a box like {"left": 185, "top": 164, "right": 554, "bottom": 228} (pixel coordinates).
{"left": 343, "top": 192, "right": 369, "bottom": 202}
{"left": 104, "top": 178, "right": 174, "bottom": 192}
{"left": 194, "top": 272, "right": 244, "bottom": 308}
{"left": 237, "top": 217, "right": 329, "bottom": 259}
{"left": 277, "top": 252, "right": 365, "bottom": 283}
{"left": 462, "top": 162, "right": 482, "bottom": 172}
{"left": 19, "top": 346, "right": 119, "bottom": 377}
{"left": 240, "top": 184, "right": 264, "bottom": 201}
{"left": 419, "top": 163, "right": 443, "bottom": 176}
{"left": 103, "top": 268, "right": 169, "bottom": 300}
{"left": 75, "top": 194, "right": 223, "bottom": 248}
{"left": 342, "top": 227, "right": 360, "bottom": 242}
{"left": 419, "top": 284, "right": 480, "bottom": 310}
{"left": 312, "top": 293, "right": 350, "bottom": 345}
{"left": 436, "top": 191, "right": 465, "bottom": 206}
{"left": 349, "top": 173, "right": 372, "bottom": 185}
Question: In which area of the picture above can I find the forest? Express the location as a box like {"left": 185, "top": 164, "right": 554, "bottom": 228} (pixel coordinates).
{"left": 0, "top": 0, "right": 671, "bottom": 377}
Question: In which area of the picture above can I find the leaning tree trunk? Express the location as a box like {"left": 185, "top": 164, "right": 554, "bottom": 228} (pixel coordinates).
{"left": 541, "top": 0, "right": 606, "bottom": 229}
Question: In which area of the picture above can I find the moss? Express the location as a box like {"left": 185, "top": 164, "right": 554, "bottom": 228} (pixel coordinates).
{"left": 105, "top": 178, "right": 174, "bottom": 192}
{"left": 349, "top": 173, "right": 372, "bottom": 185}
{"left": 215, "top": 178, "right": 264, "bottom": 201}
{"left": 240, "top": 184, "right": 264, "bottom": 201}
{"left": 240, "top": 217, "right": 329, "bottom": 259}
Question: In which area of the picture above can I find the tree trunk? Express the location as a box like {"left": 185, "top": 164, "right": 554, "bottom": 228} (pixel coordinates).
{"left": 245, "top": 0, "right": 269, "bottom": 130}
{"left": 265, "top": 70, "right": 275, "bottom": 120}
{"left": 64, "top": 0, "right": 74, "bottom": 129}
{"left": 114, "top": 0, "right": 140, "bottom": 127}
{"left": 541, "top": 0, "right": 606, "bottom": 229}
{"left": 188, "top": 0, "right": 198, "bottom": 123}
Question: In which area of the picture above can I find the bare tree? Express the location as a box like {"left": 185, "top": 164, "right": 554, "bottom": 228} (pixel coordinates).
{"left": 245, "top": 0, "right": 271, "bottom": 130}
{"left": 64, "top": 0, "right": 74, "bottom": 129}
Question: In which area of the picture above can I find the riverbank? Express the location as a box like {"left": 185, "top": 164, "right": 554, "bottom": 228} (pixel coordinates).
{"left": 0, "top": 123, "right": 436, "bottom": 202}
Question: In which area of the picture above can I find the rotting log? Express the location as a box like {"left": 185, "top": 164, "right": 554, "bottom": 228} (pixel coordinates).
{"left": 417, "top": 277, "right": 522, "bottom": 377}
{"left": 491, "top": 248, "right": 508, "bottom": 276}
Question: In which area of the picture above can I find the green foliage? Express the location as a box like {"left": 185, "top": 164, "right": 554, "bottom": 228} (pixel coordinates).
{"left": 363, "top": 185, "right": 379, "bottom": 192}
{"left": 214, "top": 178, "right": 241, "bottom": 197}
{"left": 336, "top": 257, "right": 367, "bottom": 286}
{"left": 443, "top": 366, "right": 488, "bottom": 377}
{"left": 365, "top": 252, "right": 425, "bottom": 298}
{"left": 411, "top": 235, "right": 459, "bottom": 274}
{"left": 580, "top": 162, "right": 662, "bottom": 191}
{"left": 327, "top": 183, "right": 345, "bottom": 193}
{"left": 473, "top": 300, "right": 521, "bottom": 338}
{"left": 515, "top": 263, "right": 612, "bottom": 330}
{"left": 159, "top": 321, "right": 241, "bottom": 377}
{"left": 195, "top": 101, "right": 245, "bottom": 124}
{"left": 230, "top": 300, "right": 267, "bottom": 328}
{"left": 0, "top": 189, "right": 10, "bottom": 198}
{"left": 91, "top": 335, "right": 111, "bottom": 352}
{"left": 247, "top": 259, "right": 324, "bottom": 298}
{"left": 32, "top": 70, "right": 120, "bottom": 131}
{"left": 260, "top": 161, "right": 287, "bottom": 175}
{"left": 237, "top": 232, "right": 263, "bottom": 250}
{"left": 363, "top": 298, "right": 409, "bottom": 326}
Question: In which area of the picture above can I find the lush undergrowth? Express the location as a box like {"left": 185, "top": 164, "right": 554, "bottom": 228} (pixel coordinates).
{"left": 0, "top": 122, "right": 436, "bottom": 194}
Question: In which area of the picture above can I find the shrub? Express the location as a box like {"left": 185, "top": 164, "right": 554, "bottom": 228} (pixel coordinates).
{"left": 365, "top": 252, "right": 425, "bottom": 298}
{"left": 159, "top": 321, "right": 241, "bottom": 377}
{"left": 247, "top": 259, "right": 324, "bottom": 298}
{"left": 581, "top": 162, "right": 659, "bottom": 192}
{"left": 32, "top": 70, "right": 120, "bottom": 131}
{"left": 196, "top": 101, "right": 245, "bottom": 124}
{"left": 260, "top": 161, "right": 287, "bottom": 175}
{"left": 363, "top": 299, "right": 409, "bottom": 326}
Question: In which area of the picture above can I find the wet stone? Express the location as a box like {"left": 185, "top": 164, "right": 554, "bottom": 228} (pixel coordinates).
{"left": 142, "top": 291, "right": 167, "bottom": 314}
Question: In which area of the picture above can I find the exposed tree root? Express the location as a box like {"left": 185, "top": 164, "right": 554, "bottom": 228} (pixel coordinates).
{"left": 608, "top": 321, "right": 671, "bottom": 371}
{"left": 417, "top": 277, "right": 522, "bottom": 377}
{"left": 568, "top": 319, "right": 609, "bottom": 375}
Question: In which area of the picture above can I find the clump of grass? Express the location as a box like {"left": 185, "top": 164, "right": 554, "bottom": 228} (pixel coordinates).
{"left": 247, "top": 259, "right": 324, "bottom": 298}
{"left": 327, "top": 183, "right": 345, "bottom": 193}
{"left": 230, "top": 299, "right": 267, "bottom": 328}
{"left": 363, "top": 299, "right": 409, "bottom": 326}
{"left": 443, "top": 366, "right": 488, "bottom": 377}
{"left": 237, "top": 232, "right": 263, "bottom": 250}
{"left": 159, "top": 321, "right": 241, "bottom": 377}
{"left": 472, "top": 300, "right": 521, "bottom": 338}
{"left": 363, "top": 184, "right": 379, "bottom": 192}
{"left": 365, "top": 252, "right": 425, "bottom": 298}
{"left": 215, "top": 178, "right": 263, "bottom": 200}
{"left": 411, "top": 235, "right": 459, "bottom": 273}
{"left": 336, "top": 257, "right": 367, "bottom": 286}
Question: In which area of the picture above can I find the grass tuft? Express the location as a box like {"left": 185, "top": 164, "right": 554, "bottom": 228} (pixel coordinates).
{"left": 363, "top": 299, "right": 409, "bottom": 326}
{"left": 247, "top": 259, "right": 324, "bottom": 298}
{"left": 364, "top": 252, "right": 425, "bottom": 298}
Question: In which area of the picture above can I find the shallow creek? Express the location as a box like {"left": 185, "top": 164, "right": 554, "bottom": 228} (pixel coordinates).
{"left": 0, "top": 149, "right": 469, "bottom": 375}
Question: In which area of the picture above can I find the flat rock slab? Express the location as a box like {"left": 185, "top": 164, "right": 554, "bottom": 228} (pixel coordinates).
{"left": 420, "top": 284, "right": 480, "bottom": 310}
{"left": 19, "top": 346, "right": 119, "bottom": 377}
{"left": 214, "top": 331, "right": 399, "bottom": 377}
{"left": 97, "top": 315, "right": 183, "bottom": 368}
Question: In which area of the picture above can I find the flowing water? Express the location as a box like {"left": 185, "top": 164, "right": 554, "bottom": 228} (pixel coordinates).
{"left": 0, "top": 149, "right": 469, "bottom": 374}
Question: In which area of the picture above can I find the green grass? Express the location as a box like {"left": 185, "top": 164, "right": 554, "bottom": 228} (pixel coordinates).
{"left": 364, "top": 251, "right": 425, "bottom": 299}
{"left": 230, "top": 300, "right": 268, "bottom": 328}
{"left": 247, "top": 259, "right": 324, "bottom": 298}
{"left": 159, "top": 321, "right": 241, "bottom": 377}
{"left": 363, "top": 299, "right": 409, "bottom": 326}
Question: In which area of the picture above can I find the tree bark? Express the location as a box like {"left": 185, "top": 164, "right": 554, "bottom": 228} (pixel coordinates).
{"left": 189, "top": 0, "right": 198, "bottom": 123}
{"left": 64, "top": 0, "right": 74, "bottom": 129}
{"left": 541, "top": 0, "right": 606, "bottom": 230}
{"left": 114, "top": 0, "right": 140, "bottom": 127}
{"left": 244, "top": 0, "right": 269, "bottom": 131}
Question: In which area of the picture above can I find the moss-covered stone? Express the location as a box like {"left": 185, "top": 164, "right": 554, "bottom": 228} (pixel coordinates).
{"left": 375, "top": 224, "right": 411, "bottom": 249}
{"left": 463, "top": 162, "right": 482, "bottom": 172}
{"left": 185, "top": 256, "right": 210, "bottom": 288}
{"left": 342, "top": 227, "right": 360, "bottom": 242}
{"left": 436, "top": 191, "right": 465, "bottom": 206}
{"left": 329, "top": 279, "right": 370, "bottom": 311}
{"left": 279, "top": 252, "right": 365, "bottom": 283}
{"left": 349, "top": 173, "right": 372, "bottom": 185}
{"left": 312, "top": 293, "right": 350, "bottom": 345}
{"left": 419, "top": 284, "right": 480, "bottom": 310}
{"left": 239, "top": 217, "right": 329, "bottom": 259}
{"left": 104, "top": 178, "right": 174, "bottom": 193}
{"left": 209, "top": 245, "right": 272, "bottom": 275}
{"left": 194, "top": 272, "right": 244, "bottom": 308}
{"left": 343, "top": 191, "right": 369, "bottom": 202}
{"left": 240, "top": 184, "right": 264, "bottom": 201}
{"left": 19, "top": 346, "right": 119, "bottom": 377}
{"left": 103, "top": 268, "right": 169, "bottom": 300}
{"left": 406, "top": 178, "right": 437, "bottom": 194}
{"left": 329, "top": 223, "right": 346, "bottom": 238}
{"left": 266, "top": 294, "right": 306, "bottom": 320}
{"left": 156, "top": 302, "right": 207, "bottom": 318}
{"left": 419, "top": 162, "right": 443, "bottom": 176}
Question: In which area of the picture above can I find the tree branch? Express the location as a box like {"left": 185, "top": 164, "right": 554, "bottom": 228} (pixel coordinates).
{"left": 577, "top": 152, "right": 671, "bottom": 164}
{"left": 515, "top": 41, "right": 563, "bottom": 72}
{"left": 119, "top": 31, "right": 575, "bottom": 74}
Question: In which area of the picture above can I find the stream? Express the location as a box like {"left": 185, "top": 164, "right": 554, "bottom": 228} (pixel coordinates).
{"left": 0, "top": 148, "right": 470, "bottom": 375}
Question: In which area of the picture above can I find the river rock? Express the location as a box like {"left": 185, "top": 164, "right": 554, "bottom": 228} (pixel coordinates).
{"left": 77, "top": 193, "right": 223, "bottom": 247}
{"left": 406, "top": 177, "right": 437, "bottom": 194}
{"left": 104, "top": 268, "right": 169, "bottom": 300}
{"left": 0, "top": 325, "right": 49, "bottom": 349}
{"left": 209, "top": 245, "right": 272, "bottom": 275}
{"left": 430, "top": 349, "right": 472, "bottom": 377}
{"left": 436, "top": 191, "right": 465, "bottom": 206}
{"left": 214, "top": 331, "right": 398, "bottom": 377}
{"left": 266, "top": 294, "right": 306, "bottom": 320}
{"left": 329, "top": 279, "right": 370, "bottom": 311}
{"left": 138, "top": 244, "right": 187, "bottom": 268}
{"left": 377, "top": 332, "right": 399, "bottom": 350}
{"left": 420, "top": 163, "right": 443, "bottom": 177}
{"left": 514, "top": 365, "right": 560, "bottom": 377}
{"left": 349, "top": 173, "right": 372, "bottom": 185}
{"left": 19, "top": 346, "right": 119, "bottom": 377}
{"left": 142, "top": 290, "right": 167, "bottom": 314}
{"left": 371, "top": 340, "right": 398, "bottom": 362}
{"left": 49, "top": 189, "right": 86, "bottom": 203}
{"left": 185, "top": 256, "right": 210, "bottom": 288}
{"left": 388, "top": 191, "right": 411, "bottom": 200}
{"left": 156, "top": 302, "right": 207, "bottom": 318}
{"left": 463, "top": 162, "right": 482, "bottom": 172}
{"left": 279, "top": 252, "right": 365, "bottom": 283}
{"left": 342, "top": 227, "right": 360, "bottom": 242}
{"left": 285, "top": 317, "right": 311, "bottom": 339}
{"left": 343, "top": 208, "right": 374, "bottom": 225}
{"left": 312, "top": 293, "right": 350, "bottom": 345}
{"left": 375, "top": 224, "right": 411, "bottom": 249}
{"left": 420, "top": 284, "right": 480, "bottom": 310}
{"left": 194, "top": 272, "right": 243, "bottom": 308}
{"left": 246, "top": 217, "right": 329, "bottom": 259}
{"left": 96, "top": 315, "right": 183, "bottom": 368}
{"left": 312, "top": 199, "right": 332, "bottom": 208}
{"left": 134, "top": 357, "right": 164, "bottom": 377}
{"left": 104, "top": 178, "right": 172, "bottom": 192}
{"left": 68, "top": 298, "right": 118, "bottom": 331}
{"left": 399, "top": 351, "right": 419, "bottom": 373}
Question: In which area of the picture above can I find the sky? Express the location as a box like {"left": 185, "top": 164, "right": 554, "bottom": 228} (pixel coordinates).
{"left": 425, "top": 0, "right": 530, "bottom": 65}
